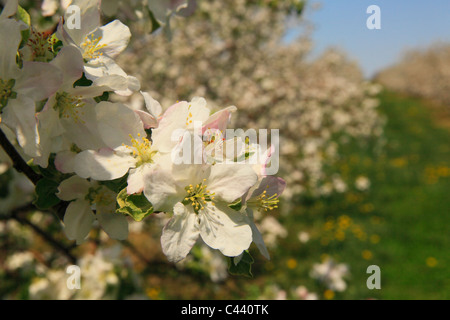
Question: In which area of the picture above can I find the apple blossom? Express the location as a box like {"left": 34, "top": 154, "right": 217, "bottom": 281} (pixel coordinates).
{"left": 68, "top": 100, "right": 162, "bottom": 195}
{"left": 144, "top": 156, "right": 257, "bottom": 262}
{"left": 34, "top": 45, "right": 112, "bottom": 167}
{"left": 56, "top": 175, "right": 128, "bottom": 244}
{"left": 0, "top": 18, "right": 62, "bottom": 157}
{"left": 57, "top": 0, "right": 140, "bottom": 96}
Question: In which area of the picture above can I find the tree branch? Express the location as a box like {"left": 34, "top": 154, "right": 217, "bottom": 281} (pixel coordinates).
{"left": 0, "top": 203, "right": 77, "bottom": 264}
{"left": 0, "top": 127, "right": 42, "bottom": 185}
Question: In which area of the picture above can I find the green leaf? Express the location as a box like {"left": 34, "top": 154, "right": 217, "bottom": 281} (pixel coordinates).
{"left": 73, "top": 73, "right": 93, "bottom": 87}
{"left": 228, "top": 251, "right": 254, "bottom": 278}
{"left": 116, "top": 188, "right": 153, "bottom": 222}
{"left": 16, "top": 6, "right": 31, "bottom": 26}
{"left": 30, "top": 154, "right": 71, "bottom": 181}
{"left": 50, "top": 34, "right": 63, "bottom": 54}
{"left": 33, "top": 178, "right": 61, "bottom": 210}
{"left": 147, "top": 8, "right": 162, "bottom": 33}
{"left": 94, "top": 91, "right": 110, "bottom": 103}
{"left": 228, "top": 198, "right": 243, "bottom": 211}
{"left": 0, "top": 169, "right": 13, "bottom": 199}
{"left": 100, "top": 174, "right": 128, "bottom": 193}
{"left": 16, "top": 6, "right": 31, "bottom": 49}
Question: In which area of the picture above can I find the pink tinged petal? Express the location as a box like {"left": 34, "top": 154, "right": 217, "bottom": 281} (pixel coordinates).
{"left": 74, "top": 148, "right": 136, "bottom": 181}
{"left": 161, "top": 203, "right": 200, "bottom": 263}
{"left": 202, "top": 105, "right": 237, "bottom": 134}
{"left": 0, "top": 19, "right": 21, "bottom": 79}
{"left": 251, "top": 176, "right": 286, "bottom": 200}
{"left": 15, "top": 62, "right": 63, "bottom": 101}
{"left": 151, "top": 101, "right": 189, "bottom": 153}
{"left": 1, "top": 95, "right": 40, "bottom": 157}
{"left": 56, "top": 175, "right": 91, "bottom": 201}
{"left": 152, "top": 98, "right": 210, "bottom": 152}
{"left": 54, "top": 150, "right": 77, "bottom": 174}
{"left": 95, "top": 101, "right": 146, "bottom": 149}
{"left": 135, "top": 110, "right": 158, "bottom": 129}
{"left": 50, "top": 45, "right": 84, "bottom": 89}
{"left": 207, "top": 163, "right": 258, "bottom": 203}
{"left": 63, "top": 199, "right": 95, "bottom": 244}
{"left": 199, "top": 202, "right": 252, "bottom": 257}
{"left": 260, "top": 144, "right": 276, "bottom": 176}
{"left": 143, "top": 167, "right": 182, "bottom": 212}
{"left": 97, "top": 212, "right": 129, "bottom": 240}
{"left": 94, "top": 19, "right": 131, "bottom": 58}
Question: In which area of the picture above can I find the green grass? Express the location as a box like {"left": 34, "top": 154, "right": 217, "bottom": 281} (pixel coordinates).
{"left": 246, "top": 90, "right": 450, "bottom": 300}
{"left": 364, "top": 91, "right": 450, "bottom": 299}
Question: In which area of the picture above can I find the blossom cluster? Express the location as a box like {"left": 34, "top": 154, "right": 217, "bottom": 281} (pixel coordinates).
{"left": 3, "top": 243, "right": 143, "bottom": 300}
{"left": 117, "top": 0, "right": 386, "bottom": 202}
{"left": 376, "top": 43, "right": 450, "bottom": 107}
{"left": 0, "top": 0, "right": 285, "bottom": 265}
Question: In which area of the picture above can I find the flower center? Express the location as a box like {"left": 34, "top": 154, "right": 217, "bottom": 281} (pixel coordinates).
{"left": 86, "top": 186, "right": 114, "bottom": 206}
{"left": 27, "top": 29, "right": 57, "bottom": 62}
{"left": 248, "top": 189, "right": 279, "bottom": 212}
{"left": 183, "top": 179, "right": 215, "bottom": 212}
{"left": 185, "top": 104, "right": 193, "bottom": 126}
{"left": 54, "top": 92, "right": 86, "bottom": 123}
{"left": 125, "top": 134, "right": 157, "bottom": 167}
{"left": 80, "top": 34, "right": 107, "bottom": 61}
{"left": 0, "top": 78, "right": 16, "bottom": 112}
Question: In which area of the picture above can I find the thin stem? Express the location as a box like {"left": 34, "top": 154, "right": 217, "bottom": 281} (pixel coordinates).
{"left": 1, "top": 203, "right": 77, "bottom": 264}
{"left": 0, "top": 127, "right": 42, "bottom": 185}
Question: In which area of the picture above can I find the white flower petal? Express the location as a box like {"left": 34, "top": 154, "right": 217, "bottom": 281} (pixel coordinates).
{"left": 15, "top": 62, "right": 62, "bottom": 101}
{"left": 126, "top": 166, "right": 147, "bottom": 194}
{"left": 60, "top": 102, "right": 107, "bottom": 151}
{"left": 143, "top": 167, "right": 182, "bottom": 212}
{"left": 74, "top": 148, "right": 136, "bottom": 180}
{"left": 207, "top": 163, "right": 257, "bottom": 203}
{"left": 246, "top": 208, "right": 270, "bottom": 260}
{"left": 161, "top": 202, "right": 200, "bottom": 263}
{"left": 199, "top": 202, "right": 252, "bottom": 257}
{"left": 54, "top": 150, "right": 77, "bottom": 174}
{"left": 141, "top": 91, "right": 162, "bottom": 119}
{"left": 95, "top": 101, "right": 146, "bottom": 149}
{"left": 0, "top": 18, "right": 21, "bottom": 79}
{"left": 50, "top": 45, "right": 84, "bottom": 89}
{"left": 0, "top": 0, "right": 18, "bottom": 19}
{"left": 63, "top": 199, "right": 95, "bottom": 244}
{"left": 95, "top": 19, "right": 131, "bottom": 58}
{"left": 1, "top": 95, "right": 40, "bottom": 157}
{"left": 63, "top": 0, "right": 100, "bottom": 45}
{"left": 57, "top": 175, "right": 91, "bottom": 201}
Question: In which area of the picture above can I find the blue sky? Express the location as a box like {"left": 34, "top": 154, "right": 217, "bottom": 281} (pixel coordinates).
{"left": 286, "top": 0, "right": 450, "bottom": 78}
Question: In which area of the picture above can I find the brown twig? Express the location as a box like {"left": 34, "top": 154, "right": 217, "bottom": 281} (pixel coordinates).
{"left": 0, "top": 127, "right": 42, "bottom": 185}
{"left": 1, "top": 203, "right": 77, "bottom": 264}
